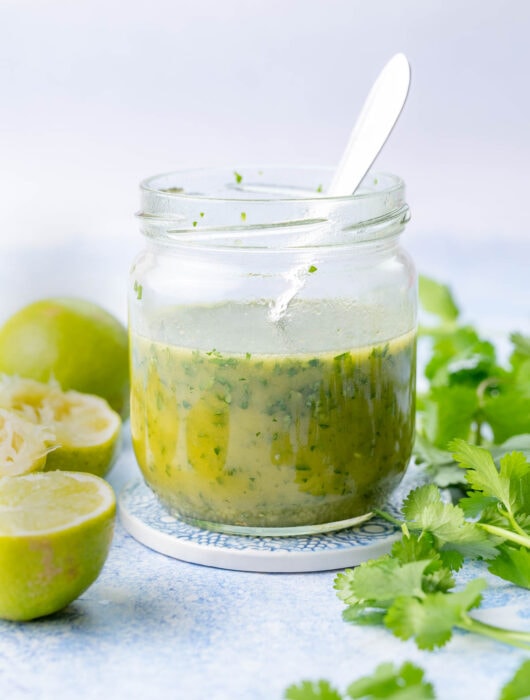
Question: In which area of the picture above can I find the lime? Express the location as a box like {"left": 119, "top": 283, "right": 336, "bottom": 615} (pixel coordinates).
{"left": 0, "top": 470, "right": 115, "bottom": 621}
{"left": 0, "top": 407, "right": 55, "bottom": 477}
{"left": 0, "top": 376, "right": 121, "bottom": 477}
{"left": 0, "top": 298, "right": 129, "bottom": 417}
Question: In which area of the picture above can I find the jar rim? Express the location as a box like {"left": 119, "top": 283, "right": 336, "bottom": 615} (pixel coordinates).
{"left": 139, "top": 166, "right": 404, "bottom": 204}
{"left": 137, "top": 167, "right": 409, "bottom": 248}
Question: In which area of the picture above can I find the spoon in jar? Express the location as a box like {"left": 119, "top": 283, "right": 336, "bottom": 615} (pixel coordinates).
{"left": 268, "top": 53, "right": 411, "bottom": 322}
{"left": 327, "top": 52, "right": 410, "bottom": 197}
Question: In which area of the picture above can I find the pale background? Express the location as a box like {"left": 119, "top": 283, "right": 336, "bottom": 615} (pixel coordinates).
{"left": 0, "top": 5, "right": 529, "bottom": 699}
{"left": 1, "top": 0, "right": 529, "bottom": 326}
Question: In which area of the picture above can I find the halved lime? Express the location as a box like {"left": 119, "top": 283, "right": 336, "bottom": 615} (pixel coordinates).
{"left": 0, "top": 376, "right": 121, "bottom": 477}
{"left": 0, "top": 470, "right": 116, "bottom": 621}
{"left": 0, "top": 408, "right": 55, "bottom": 477}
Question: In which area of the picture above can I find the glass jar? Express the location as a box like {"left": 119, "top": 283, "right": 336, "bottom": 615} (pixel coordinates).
{"left": 129, "top": 166, "right": 416, "bottom": 536}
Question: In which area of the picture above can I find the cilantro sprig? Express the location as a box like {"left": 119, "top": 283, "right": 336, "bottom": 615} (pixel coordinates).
{"left": 376, "top": 483, "right": 500, "bottom": 565}
{"left": 414, "top": 276, "right": 530, "bottom": 487}
{"left": 289, "top": 275, "right": 530, "bottom": 699}
{"left": 284, "top": 662, "right": 435, "bottom": 700}
{"left": 284, "top": 660, "right": 530, "bottom": 700}
{"left": 450, "top": 439, "right": 530, "bottom": 587}
{"left": 336, "top": 440, "right": 530, "bottom": 651}
{"left": 335, "top": 529, "right": 530, "bottom": 650}
{"left": 285, "top": 679, "right": 343, "bottom": 700}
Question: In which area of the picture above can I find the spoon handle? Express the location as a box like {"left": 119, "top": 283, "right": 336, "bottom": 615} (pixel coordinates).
{"left": 328, "top": 53, "right": 411, "bottom": 197}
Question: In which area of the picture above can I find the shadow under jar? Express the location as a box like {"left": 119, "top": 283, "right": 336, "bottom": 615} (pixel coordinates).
{"left": 129, "top": 166, "right": 416, "bottom": 536}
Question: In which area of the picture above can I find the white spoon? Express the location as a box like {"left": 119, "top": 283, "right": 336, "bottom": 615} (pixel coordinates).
{"left": 269, "top": 53, "right": 411, "bottom": 322}
{"left": 328, "top": 52, "right": 410, "bottom": 196}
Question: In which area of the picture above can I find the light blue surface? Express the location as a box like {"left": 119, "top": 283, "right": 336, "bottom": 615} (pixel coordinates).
{"left": 0, "top": 239, "right": 529, "bottom": 700}
{"left": 1, "top": 430, "right": 529, "bottom": 699}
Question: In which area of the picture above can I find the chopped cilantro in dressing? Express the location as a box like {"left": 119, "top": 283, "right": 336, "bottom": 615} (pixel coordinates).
{"left": 130, "top": 322, "right": 416, "bottom": 529}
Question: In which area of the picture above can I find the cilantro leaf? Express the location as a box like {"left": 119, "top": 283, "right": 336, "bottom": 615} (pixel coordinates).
{"left": 489, "top": 435, "right": 530, "bottom": 463}
{"left": 384, "top": 579, "right": 486, "bottom": 650}
{"left": 510, "top": 333, "right": 530, "bottom": 369}
{"left": 413, "top": 435, "right": 466, "bottom": 488}
{"left": 500, "top": 659, "right": 530, "bottom": 700}
{"left": 511, "top": 332, "right": 530, "bottom": 356}
{"left": 488, "top": 545, "right": 530, "bottom": 589}
{"left": 390, "top": 531, "right": 441, "bottom": 564}
{"left": 336, "top": 558, "right": 431, "bottom": 606}
{"left": 451, "top": 440, "right": 530, "bottom": 553}
{"left": 452, "top": 441, "right": 530, "bottom": 526}
{"left": 450, "top": 440, "right": 510, "bottom": 503}
{"left": 347, "top": 662, "right": 435, "bottom": 700}
{"left": 418, "top": 275, "right": 459, "bottom": 323}
{"left": 285, "top": 680, "right": 342, "bottom": 700}
{"left": 390, "top": 534, "right": 457, "bottom": 588}
{"left": 342, "top": 605, "right": 386, "bottom": 626}
{"left": 400, "top": 485, "right": 499, "bottom": 560}
{"left": 412, "top": 434, "right": 454, "bottom": 468}
{"left": 421, "top": 385, "right": 478, "bottom": 449}
{"left": 415, "top": 277, "right": 530, "bottom": 489}
{"left": 482, "top": 387, "right": 530, "bottom": 444}
{"left": 424, "top": 327, "right": 497, "bottom": 388}
{"left": 499, "top": 452, "right": 530, "bottom": 517}
{"left": 417, "top": 435, "right": 530, "bottom": 493}
{"left": 334, "top": 567, "right": 359, "bottom": 605}
{"left": 458, "top": 491, "right": 498, "bottom": 519}
{"left": 384, "top": 596, "right": 451, "bottom": 650}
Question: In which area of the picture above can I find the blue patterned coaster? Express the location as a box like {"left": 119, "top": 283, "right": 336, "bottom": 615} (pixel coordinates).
{"left": 119, "top": 467, "right": 423, "bottom": 572}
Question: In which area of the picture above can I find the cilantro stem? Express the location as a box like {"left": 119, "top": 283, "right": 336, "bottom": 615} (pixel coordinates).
{"left": 373, "top": 509, "right": 412, "bottom": 539}
{"left": 459, "top": 616, "right": 530, "bottom": 650}
{"left": 373, "top": 508, "right": 402, "bottom": 527}
{"left": 478, "top": 522, "right": 530, "bottom": 549}
{"left": 497, "top": 507, "right": 530, "bottom": 540}
{"left": 474, "top": 417, "right": 483, "bottom": 446}
{"left": 373, "top": 509, "right": 414, "bottom": 540}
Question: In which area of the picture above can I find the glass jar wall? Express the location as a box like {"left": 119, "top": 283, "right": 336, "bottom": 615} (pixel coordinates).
{"left": 129, "top": 167, "right": 416, "bottom": 535}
